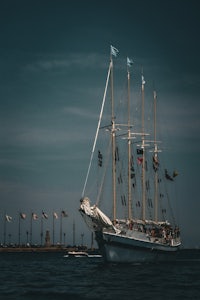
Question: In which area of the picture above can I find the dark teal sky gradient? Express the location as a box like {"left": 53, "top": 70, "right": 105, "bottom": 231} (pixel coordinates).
{"left": 0, "top": 0, "right": 199, "bottom": 247}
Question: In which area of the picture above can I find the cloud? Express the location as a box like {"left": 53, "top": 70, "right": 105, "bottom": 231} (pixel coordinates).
{"left": 63, "top": 106, "right": 98, "bottom": 119}
{"left": 23, "top": 52, "right": 107, "bottom": 73}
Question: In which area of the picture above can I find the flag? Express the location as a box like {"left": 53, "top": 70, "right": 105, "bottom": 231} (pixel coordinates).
{"left": 5, "top": 215, "right": 12, "bottom": 222}
{"left": 165, "top": 169, "right": 174, "bottom": 181}
{"left": 32, "top": 213, "right": 38, "bottom": 220}
{"left": 173, "top": 170, "right": 178, "bottom": 178}
{"left": 137, "top": 148, "right": 143, "bottom": 155}
{"left": 137, "top": 157, "right": 143, "bottom": 165}
{"left": 153, "top": 155, "right": 159, "bottom": 165}
{"left": 142, "top": 75, "right": 146, "bottom": 85}
{"left": 110, "top": 45, "right": 119, "bottom": 57}
{"left": 61, "top": 210, "right": 68, "bottom": 217}
{"left": 20, "top": 213, "right": 26, "bottom": 219}
{"left": 42, "top": 211, "right": 48, "bottom": 219}
{"left": 53, "top": 212, "right": 58, "bottom": 219}
{"left": 127, "top": 57, "right": 133, "bottom": 67}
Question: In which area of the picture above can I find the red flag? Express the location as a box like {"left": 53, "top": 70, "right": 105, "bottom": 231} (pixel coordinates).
{"left": 137, "top": 157, "right": 143, "bottom": 165}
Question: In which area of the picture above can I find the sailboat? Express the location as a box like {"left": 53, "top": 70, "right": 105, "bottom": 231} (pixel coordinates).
{"left": 79, "top": 45, "right": 181, "bottom": 263}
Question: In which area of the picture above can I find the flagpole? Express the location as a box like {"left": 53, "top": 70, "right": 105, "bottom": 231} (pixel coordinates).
{"left": 60, "top": 211, "right": 63, "bottom": 245}
{"left": 73, "top": 219, "right": 75, "bottom": 246}
{"left": 53, "top": 213, "right": 55, "bottom": 246}
{"left": 30, "top": 213, "right": 33, "bottom": 246}
{"left": 40, "top": 214, "right": 43, "bottom": 246}
{"left": 3, "top": 214, "right": 6, "bottom": 246}
{"left": 18, "top": 213, "right": 21, "bottom": 246}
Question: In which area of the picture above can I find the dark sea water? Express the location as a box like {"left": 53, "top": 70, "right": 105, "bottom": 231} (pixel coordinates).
{"left": 0, "top": 250, "right": 200, "bottom": 300}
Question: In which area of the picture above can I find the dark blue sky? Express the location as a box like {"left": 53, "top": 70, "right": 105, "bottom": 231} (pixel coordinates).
{"left": 0, "top": 0, "right": 199, "bottom": 247}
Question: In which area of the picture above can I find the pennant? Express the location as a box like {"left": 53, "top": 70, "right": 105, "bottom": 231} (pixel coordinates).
{"left": 42, "top": 211, "right": 48, "bottom": 219}
{"left": 137, "top": 148, "right": 143, "bottom": 155}
{"left": 142, "top": 75, "right": 146, "bottom": 85}
{"left": 173, "top": 170, "right": 178, "bottom": 177}
{"left": 5, "top": 215, "right": 12, "bottom": 222}
{"left": 53, "top": 212, "right": 58, "bottom": 219}
{"left": 137, "top": 157, "right": 143, "bottom": 165}
{"left": 165, "top": 169, "right": 174, "bottom": 181}
{"left": 61, "top": 210, "right": 68, "bottom": 217}
{"left": 153, "top": 155, "right": 159, "bottom": 172}
{"left": 110, "top": 45, "right": 119, "bottom": 57}
{"left": 32, "top": 213, "right": 38, "bottom": 220}
{"left": 20, "top": 213, "right": 26, "bottom": 219}
{"left": 153, "top": 155, "right": 159, "bottom": 165}
{"left": 127, "top": 57, "right": 133, "bottom": 67}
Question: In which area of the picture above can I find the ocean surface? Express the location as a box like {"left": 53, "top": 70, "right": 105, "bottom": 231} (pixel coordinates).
{"left": 0, "top": 250, "right": 200, "bottom": 300}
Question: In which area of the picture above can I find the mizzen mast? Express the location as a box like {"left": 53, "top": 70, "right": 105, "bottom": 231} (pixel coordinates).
{"left": 153, "top": 90, "right": 159, "bottom": 222}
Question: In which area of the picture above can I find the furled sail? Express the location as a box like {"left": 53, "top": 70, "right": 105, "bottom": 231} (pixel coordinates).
{"left": 79, "top": 197, "right": 115, "bottom": 232}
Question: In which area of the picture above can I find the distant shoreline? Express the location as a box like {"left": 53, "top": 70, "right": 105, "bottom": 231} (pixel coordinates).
{"left": 0, "top": 247, "right": 199, "bottom": 253}
{"left": 0, "top": 246, "right": 100, "bottom": 253}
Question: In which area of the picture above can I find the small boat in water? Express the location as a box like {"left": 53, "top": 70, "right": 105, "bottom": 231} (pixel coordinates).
{"left": 67, "top": 251, "right": 88, "bottom": 257}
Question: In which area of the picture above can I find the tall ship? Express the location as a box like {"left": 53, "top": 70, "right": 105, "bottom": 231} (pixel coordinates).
{"left": 79, "top": 45, "right": 181, "bottom": 263}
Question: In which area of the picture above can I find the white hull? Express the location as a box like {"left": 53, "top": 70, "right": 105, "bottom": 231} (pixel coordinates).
{"left": 96, "top": 231, "right": 181, "bottom": 263}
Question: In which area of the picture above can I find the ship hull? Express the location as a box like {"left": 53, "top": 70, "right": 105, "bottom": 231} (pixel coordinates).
{"left": 95, "top": 231, "right": 180, "bottom": 263}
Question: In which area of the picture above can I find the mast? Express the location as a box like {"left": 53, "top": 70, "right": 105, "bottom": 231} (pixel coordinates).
{"left": 141, "top": 73, "right": 146, "bottom": 220}
{"left": 127, "top": 59, "right": 132, "bottom": 220}
{"left": 153, "top": 90, "right": 158, "bottom": 222}
{"left": 110, "top": 51, "right": 117, "bottom": 223}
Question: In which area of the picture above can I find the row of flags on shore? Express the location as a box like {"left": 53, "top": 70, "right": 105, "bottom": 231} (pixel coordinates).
{"left": 4, "top": 210, "right": 68, "bottom": 222}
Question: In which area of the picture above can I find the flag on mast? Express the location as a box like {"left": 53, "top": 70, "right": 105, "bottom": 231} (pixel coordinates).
{"left": 110, "top": 45, "right": 119, "bottom": 57}
{"left": 61, "top": 210, "right": 68, "bottom": 217}
{"left": 142, "top": 75, "right": 146, "bottom": 85}
{"left": 42, "top": 211, "right": 48, "bottom": 219}
{"left": 53, "top": 212, "right": 58, "bottom": 219}
{"left": 32, "top": 213, "right": 38, "bottom": 220}
{"left": 5, "top": 215, "right": 12, "bottom": 222}
{"left": 127, "top": 57, "right": 133, "bottom": 67}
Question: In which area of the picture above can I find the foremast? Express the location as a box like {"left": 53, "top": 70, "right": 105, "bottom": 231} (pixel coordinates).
{"left": 110, "top": 46, "right": 118, "bottom": 224}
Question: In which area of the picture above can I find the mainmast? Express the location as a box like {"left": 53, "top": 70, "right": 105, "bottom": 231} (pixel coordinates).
{"left": 141, "top": 73, "right": 146, "bottom": 221}
{"left": 127, "top": 57, "right": 133, "bottom": 220}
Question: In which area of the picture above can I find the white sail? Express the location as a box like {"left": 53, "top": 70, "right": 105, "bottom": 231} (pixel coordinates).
{"left": 80, "top": 197, "right": 116, "bottom": 231}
